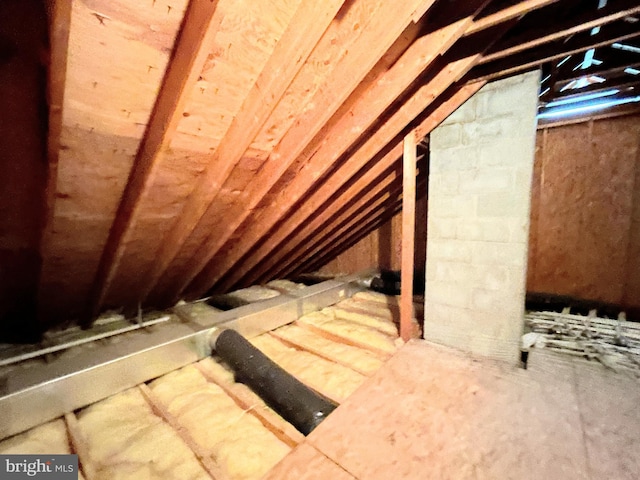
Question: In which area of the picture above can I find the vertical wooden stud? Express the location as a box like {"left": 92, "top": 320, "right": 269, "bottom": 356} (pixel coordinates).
{"left": 401, "top": 130, "right": 417, "bottom": 342}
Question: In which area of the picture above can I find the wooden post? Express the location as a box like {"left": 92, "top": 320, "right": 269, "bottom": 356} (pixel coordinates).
{"left": 401, "top": 131, "right": 417, "bottom": 342}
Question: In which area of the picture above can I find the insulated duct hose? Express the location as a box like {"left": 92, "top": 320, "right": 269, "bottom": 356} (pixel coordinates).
{"left": 213, "top": 329, "right": 337, "bottom": 435}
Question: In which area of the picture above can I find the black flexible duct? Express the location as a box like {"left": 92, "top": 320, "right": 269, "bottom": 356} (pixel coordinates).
{"left": 214, "top": 329, "right": 337, "bottom": 435}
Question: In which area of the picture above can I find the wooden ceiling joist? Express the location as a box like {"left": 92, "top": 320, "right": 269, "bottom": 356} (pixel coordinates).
{"left": 38, "top": 0, "right": 72, "bottom": 317}
{"left": 131, "top": 0, "right": 349, "bottom": 307}
{"left": 479, "top": 0, "right": 640, "bottom": 64}
{"left": 86, "top": 0, "right": 223, "bottom": 321}
{"left": 260, "top": 82, "right": 485, "bottom": 284}
{"left": 182, "top": 2, "right": 503, "bottom": 298}
{"left": 153, "top": 0, "right": 443, "bottom": 302}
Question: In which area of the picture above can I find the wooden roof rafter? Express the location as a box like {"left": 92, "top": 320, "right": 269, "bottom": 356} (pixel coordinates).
{"left": 260, "top": 82, "right": 485, "bottom": 285}
{"left": 38, "top": 0, "right": 72, "bottom": 316}
{"left": 297, "top": 180, "right": 429, "bottom": 276}
{"left": 471, "top": 18, "right": 640, "bottom": 81}
{"left": 128, "top": 0, "right": 350, "bottom": 309}
{"left": 180, "top": 3, "right": 524, "bottom": 298}
{"left": 269, "top": 161, "right": 420, "bottom": 283}
{"left": 148, "top": 0, "right": 445, "bottom": 304}
{"left": 204, "top": 21, "right": 515, "bottom": 295}
{"left": 86, "top": 0, "right": 223, "bottom": 322}
{"left": 479, "top": 0, "right": 640, "bottom": 64}
{"left": 178, "top": 1, "right": 554, "bottom": 300}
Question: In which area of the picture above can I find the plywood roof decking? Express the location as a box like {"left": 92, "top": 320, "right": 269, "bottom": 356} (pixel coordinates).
{"left": 14, "top": 0, "right": 638, "bottom": 328}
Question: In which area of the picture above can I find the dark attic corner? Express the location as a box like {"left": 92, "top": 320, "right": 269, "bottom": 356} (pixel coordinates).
{"left": 0, "top": 0, "right": 48, "bottom": 342}
{"left": 0, "top": 0, "right": 639, "bottom": 478}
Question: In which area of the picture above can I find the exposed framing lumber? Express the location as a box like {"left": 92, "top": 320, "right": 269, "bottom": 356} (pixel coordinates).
{"left": 268, "top": 331, "right": 375, "bottom": 377}
{"left": 64, "top": 413, "right": 96, "bottom": 480}
{"left": 187, "top": 8, "right": 495, "bottom": 297}
{"left": 265, "top": 168, "right": 405, "bottom": 282}
{"left": 87, "top": 0, "right": 223, "bottom": 322}
{"left": 294, "top": 178, "right": 428, "bottom": 277}
{"left": 215, "top": 51, "right": 490, "bottom": 294}
{"left": 135, "top": 0, "right": 348, "bottom": 304}
{"left": 159, "top": 0, "right": 442, "bottom": 302}
{"left": 464, "top": 0, "right": 559, "bottom": 35}
{"left": 480, "top": 0, "right": 640, "bottom": 64}
{"left": 193, "top": 361, "right": 304, "bottom": 448}
{"left": 553, "top": 60, "right": 640, "bottom": 91}
{"left": 291, "top": 190, "right": 403, "bottom": 277}
{"left": 294, "top": 321, "right": 393, "bottom": 360}
{"left": 540, "top": 79, "right": 640, "bottom": 105}
{"left": 38, "top": 0, "right": 72, "bottom": 315}
{"left": 288, "top": 172, "right": 428, "bottom": 277}
{"left": 299, "top": 200, "right": 407, "bottom": 276}
{"left": 262, "top": 157, "right": 426, "bottom": 282}
{"left": 138, "top": 384, "right": 229, "bottom": 480}
{"left": 257, "top": 82, "right": 485, "bottom": 284}
{"left": 400, "top": 131, "right": 417, "bottom": 342}
{"left": 471, "top": 22, "right": 640, "bottom": 82}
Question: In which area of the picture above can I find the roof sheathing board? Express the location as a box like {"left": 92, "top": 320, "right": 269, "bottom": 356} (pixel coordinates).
{"left": 148, "top": 0, "right": 411, "bottom": 303}
{"left": 39, "top": 0, "right": 188, "bottom": 320}
{"left": 101, "top": 0, "right": 302, "bottom": 308}
{"left": 174, "top": 0, "right": 302, "bottom": 145}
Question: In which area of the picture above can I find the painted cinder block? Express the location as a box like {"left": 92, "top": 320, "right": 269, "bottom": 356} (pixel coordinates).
{"left": 458, "top": 168, "right": 513, "bottom": 194}
{"left": 430, "top": 122, "right": 463, "bottom": 150}
{"left": 425, "top": 70, "right": 540, "bottom": 363}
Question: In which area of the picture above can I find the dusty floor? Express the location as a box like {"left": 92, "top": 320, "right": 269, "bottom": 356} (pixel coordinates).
{"left": 265, "top": 340, "right": 640, "bottom": 480}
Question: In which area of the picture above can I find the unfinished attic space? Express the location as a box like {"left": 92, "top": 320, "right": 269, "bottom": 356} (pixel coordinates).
{"left": 2, "top": 0, "right": 640, "bottom": 478}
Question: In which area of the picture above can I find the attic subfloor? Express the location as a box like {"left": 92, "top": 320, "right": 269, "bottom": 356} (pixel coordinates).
{"left": 268, "top": 340, "right": 640, "bottom": 480}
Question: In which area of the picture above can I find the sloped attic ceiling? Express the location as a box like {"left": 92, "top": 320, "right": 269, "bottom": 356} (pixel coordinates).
{"left": 10, "top": 0, "right": 640, "bottom": 329}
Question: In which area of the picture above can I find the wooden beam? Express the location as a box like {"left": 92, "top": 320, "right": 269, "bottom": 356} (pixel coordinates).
{"left": 289, "top": 174, "right": 429, "bottom": 277}
{"left": 537, "top": 101, "right": 640, "bottom": 129}
{"left": 540, "top": 78, "right": 640, "bottom": 105}
{"left": 187, "top": 10, "right": 490, "bottom": 297}
{"left": 553, "top": 60, "right": 640, "bottom": 91}
{"left": 214, "top": 51, "right": 488, "bottom": 294}
{"left": 193, "top": 361, "right": 304, "bottom": 448}
{"left": 464, "top": 0, "right": 560, "bottom": 36}
{"left": 38, "top": 0, "right": 72, "bottom": 316}
{"left": 160, "top": 0, "right": 441, "bottom": 302}
{"left": 471, "top": 22, "right": 640, "bottom": 82}
{"left": 287, "top": 181, "right": 405, "bottom": 279}
{"left": 254, "top": 83, "right": 485, "bottom": 285}
{"left": 139, "top": 384, "right": 230, "bottom": 480}
{"left": 86, "top": 0, "right": 222, "bottom": 321}
{"left": 400, "top": 131, "right": 417, "bottom": 342}
{"left": 298, "top": 174, "right": 430, "bottom": 276}
{"left": 135, "top": 0, "right": 348, "bottom": 304}
{"left": 480, "top": 0, "right": 640, "bottom": 64}
{"left": 64, "top": 413, "right": 97, "bottom": 480}
{"left": 297, "top": 195, "right": 407, "bottom": 276}
{"left": 266, "top": 169, "right": 405, "bottom": 282}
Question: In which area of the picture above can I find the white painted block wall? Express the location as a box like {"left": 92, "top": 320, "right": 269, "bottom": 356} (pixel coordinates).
{"left": 424, "top": 71, "right": 540, "bottom": 362}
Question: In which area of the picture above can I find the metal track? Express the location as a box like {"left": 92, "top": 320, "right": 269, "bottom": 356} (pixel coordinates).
{"left": 0, "top": 274, "right": 370, "bottom": 440}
